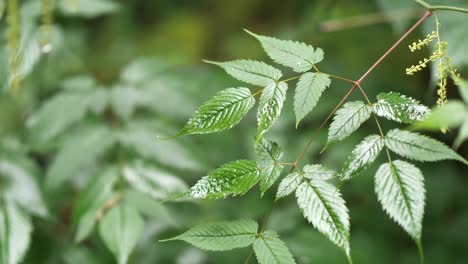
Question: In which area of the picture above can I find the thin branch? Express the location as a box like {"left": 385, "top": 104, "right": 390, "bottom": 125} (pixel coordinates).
{"left": 245, "top": 10, "right": 432, "bottom": 263}
{"left": 415, "top": 0, "right": 468, "bottom": 14}
{"left": 320, "top": 9, "right": 422, "bottom": 32}
{"left": 95, "top": 192, "right": 123, "bottom": 221}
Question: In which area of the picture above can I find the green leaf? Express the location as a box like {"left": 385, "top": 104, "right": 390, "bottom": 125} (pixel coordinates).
{"left": 341, "top": 135, "right": 384, "bottom": 180}
{"left": 122, "top": 190, "right": 173, "bottom": 225}
{"left": 253, "top": 230, "right": 296, "bottom": 264}
{"left": 257, "top": 82, "right": 288, "bottom": 139}
{"left": 255, "top": 138, "right": 284, "bottom": 195}
{"left": 190, "top": 160, "right": 259, "bottom": 199}
{"left": 302, "top": 164, "right": 336, "bottom": 181}
{"left": 26, "top": 93, "right": 88, "bottom": 148}
{"left": 0, "top": 201, "right": 32, "bottom": 264}
{"left": 205, "top": 60, "right": 282, "bottom": 86}
{"left": 117, "top": 121, "right": 204, "bottom": 171}
{"left": 294, "top": 72, "right": 331, "bottom": 127}
{"left": 328, "top": 101, "right": 372, "bottom": 144}
{"left": 99, "top": 205, "right": 144, "bottom": 264}
{"left": 110, "top": 85, "right": 143, "bottom": 120}
{"left": 58, "top": 0, "right": 120, "bottom": 18}
{"left": 385, "top": 129, "right": 467, "bottom": 164}
{"left": 454, "top": 118, "right": 468, "bottom": 149}
{"left": 0, "top": 155, "right": 48, "bottom": 217}
{"left": 122, "top": 161, "right": 188, "bottom": 200}
{"left": 372, "top": 92, "right": 430, "bottom": 124}
{"left": 245, "top": 30, "right": 324, "bottom": 73}
{"left": 456, "top": 79, "right": 468, "bottom": 104}
{"left": 120, "top": 57, "right": 170, "bottom": 84}
{"left": 73, "top": 167, "right": 119, "bottom": 243}
{"left": 296, "top": 180, "right": 350, "bottom": 256}
{"left": 163, "top": 219, "right": 258, "bottom": 251}
{"left": 45, "top": 125, "right": 116, "bottom": 191}
{"left": 170, "top": 87, "right": 255, "bottom": 138}
{"left": 375, "top": 160, "right": 425, "bottom": 241}
{"left": 276, "top": 172, "right": 302, "bottom": 200}
{"left": 410, "top": 101, "right": 467, "bottom": 131}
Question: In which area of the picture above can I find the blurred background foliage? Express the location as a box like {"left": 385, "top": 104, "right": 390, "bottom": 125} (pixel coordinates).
{"left": 0, "top": 0, "right": 467, "bottom": 263}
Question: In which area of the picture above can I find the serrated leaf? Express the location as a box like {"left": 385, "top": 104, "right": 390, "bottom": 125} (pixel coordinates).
{"left": 164, "top": 219, "right": 258, "bottom": 251}
{"left": 99, "top": 205, "right": 144, "bottom": 264}
{"left": 372, "top": 92, "right": 430, "bottom": 124}
{"left": 206, "top": 60, "right": 282, "bottom": 86}
{"left": 190, "top": 160, "right": 259, "bottom": 199}
{"left": 296, "top": 180, "right": 350, "bottom": 256}
{"left": 170, "top": 87, "right": 255, "bottom": 138}
{"left": 246, "top": 30, "right": 324, "bottom": 73}
{"left": 385, "top": 129, "right": 466, "bottom": 164}
{"left": 0, "top": 155, "right": 48, "bottom": 217}
{"left": 253, "top": 230, "right": 296, "bottom": 264}
{"left": 45, "top": 125, "right": 116, "bottom": 191}
{"left": 0, "top": 201, "right": 32, "bottom": 264}
{"left": 257, "top": 82, "right": 288, "bottom": 139}
{"left": 122, "top": 161, "right": 188, "bottom": 200}
{"left": 276, "top": 172, "right": 302, "bottom": 200}
{"left": 328, "top": 101, "right": 372, "bottom": 144}
{"left": 294, "top": 72, "right": 331, "bottom": 127}
{"left": 302, "top": 164, "right": 336, "bottom": 181}
{"left": 375, "top": 160, "right": 425, "bottom": 241}
{"left": 256, "top": 138, "right": 284, "bottom": 195}
{"left": 341, "top": 135, "right": 384, "bottom": 180}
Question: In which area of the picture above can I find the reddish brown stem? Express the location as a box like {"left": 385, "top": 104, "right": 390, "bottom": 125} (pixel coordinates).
{"left": 294, "top": 10, "right": 432, "bottom": 169}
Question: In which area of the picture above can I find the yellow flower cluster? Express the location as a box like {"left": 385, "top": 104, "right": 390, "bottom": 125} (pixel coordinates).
{"left": 408, "top": 31, "right": 437, "bottom": 52}
{"left": 405, "top": 43, "right": 446, "bottom": 76}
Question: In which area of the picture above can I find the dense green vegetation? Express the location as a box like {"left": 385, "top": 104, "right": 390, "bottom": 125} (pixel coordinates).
{"left": 0, "top": 0, "right": 467, "bottom": 263}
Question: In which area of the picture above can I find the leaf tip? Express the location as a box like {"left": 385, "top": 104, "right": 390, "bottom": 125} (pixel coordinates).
{"left": 202, "top": 59, "right": 217, "bottom": 65}
{"left": 159, "top": 127, "right": 190, "bottom": 140}
{"left": 159, "top": 237, "right": 178, "bottom": 243}
{"left": 243, "top": 29, "right": 259, "bottom": 39}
